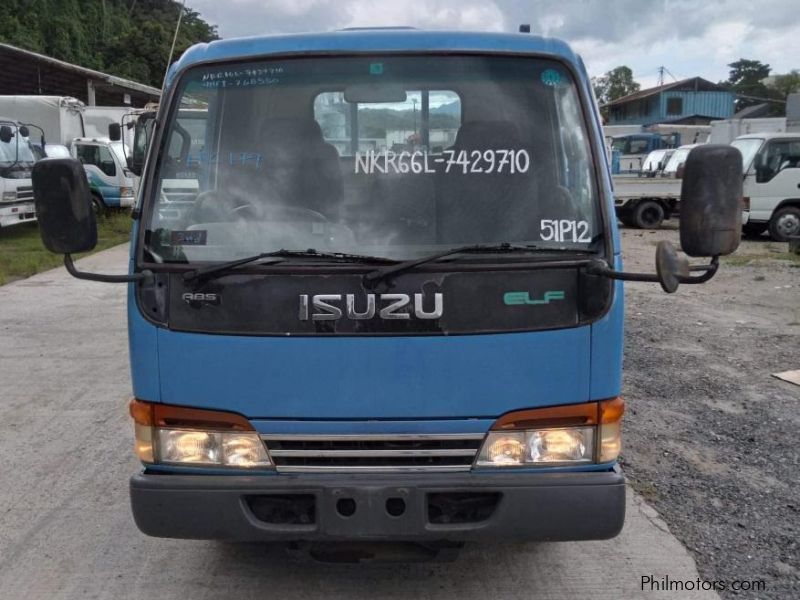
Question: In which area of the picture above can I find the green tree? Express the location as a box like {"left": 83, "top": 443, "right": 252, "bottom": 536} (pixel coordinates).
{"left": 592, "top": 66, "right": 640, "bottom": 119}
{"left": 723, "top": 58, "right": 784, "bottom": 113}
{"left": 0, "top": 0, "right": 218, "bottom": 89}
{"left": 767, "top": 70, "right": 800, "bottom": 99}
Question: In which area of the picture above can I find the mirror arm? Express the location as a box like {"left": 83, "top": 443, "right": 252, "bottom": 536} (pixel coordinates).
{"left": 679, "top": 256, "right": 719, "bottom": 284}
{"left": 64, "top": 254, "right": 152, "bottom": 284}
{"left": 585, "top": 260, "right": 662, "bottom": 283}
{"left": 586, "top": 256, "right": 719, "bottom": 285}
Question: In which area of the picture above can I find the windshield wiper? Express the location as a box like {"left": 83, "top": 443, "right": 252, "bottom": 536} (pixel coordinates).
{"left": 363, "top": 243, "right": 593, "bottom": 287}
{"left": 182, "top": 248, "right": 395, "bottom": 282}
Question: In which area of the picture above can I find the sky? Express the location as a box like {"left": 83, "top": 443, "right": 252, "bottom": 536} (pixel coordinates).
{"left": 188, "top": 0, "right": 800, "bottom": 89}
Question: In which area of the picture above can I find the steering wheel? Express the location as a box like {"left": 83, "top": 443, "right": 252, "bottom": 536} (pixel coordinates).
{"left": 183, "top": 190, "right": 255, "bottom": 223}
{"left": 259, "top": 204, "right": 329, "bottom": 223}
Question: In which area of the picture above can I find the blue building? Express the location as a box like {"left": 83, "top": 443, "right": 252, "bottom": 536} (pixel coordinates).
{"left": 606, "top": 77, "right": 734, "bottom": 126}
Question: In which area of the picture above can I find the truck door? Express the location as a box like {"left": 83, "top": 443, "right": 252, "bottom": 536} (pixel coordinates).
{"left": 74, "top": 142, "right": 122, "bottom": 207}
{"left": 748, "top": 138, "right": 800, "bottom": 227}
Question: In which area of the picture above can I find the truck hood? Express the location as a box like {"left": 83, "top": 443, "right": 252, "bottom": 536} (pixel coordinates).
{"left": 152, "top": 326, "right": 592, "bottom": 420}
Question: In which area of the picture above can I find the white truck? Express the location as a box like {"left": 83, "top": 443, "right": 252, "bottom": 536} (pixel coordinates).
{"left": 0, "top": 96, "right": 136, "bottom": 212}
{"left": 0, "top": 118, "right": 37, "bottom": 231}
{"left": 733, "top": 133, "right": 800, "bottom": 241}
{"left": 613, "top": 144, "right": 703, "bottom": 229}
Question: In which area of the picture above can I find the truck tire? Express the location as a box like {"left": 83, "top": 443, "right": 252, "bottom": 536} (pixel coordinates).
{"left": 768, "top": 206, "right": 800, "bottom": 242}
{"left": 742, "top": 222, "right": 767, "bottom": 238}
{"left": 631, "top": 200, "right": 665, "bottom": 229}
{"left": 91, "top": 193, "right": 107, "bottom": 217}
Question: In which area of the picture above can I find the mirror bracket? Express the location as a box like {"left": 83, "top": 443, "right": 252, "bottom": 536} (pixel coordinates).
{"left": 64, "top": 254, "right": 153, "bottom": 284}
{"left": 586, "top": 255, "right": 719, "bottom": 294}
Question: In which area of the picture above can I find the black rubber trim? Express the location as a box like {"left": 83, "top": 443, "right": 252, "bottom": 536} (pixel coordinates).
{"left": 130, "top": 468, "right": 626, "bottom": 542}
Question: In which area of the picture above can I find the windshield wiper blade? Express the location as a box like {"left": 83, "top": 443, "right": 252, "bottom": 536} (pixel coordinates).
{"left": 182, "top": 248, "right": 395, "bottom": 282}
{"left": 267, "top": 249, "right": 397, "bottom": 264}
{"left": 363, "top": 243, "right": 592, "bottom": 287}
{"left": 182, "top": 252, "right": 285, "bottom": 282}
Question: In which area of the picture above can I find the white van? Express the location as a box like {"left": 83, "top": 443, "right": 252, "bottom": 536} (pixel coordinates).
{"left": 732, "top": 133, "right": 800, "bottom": 241}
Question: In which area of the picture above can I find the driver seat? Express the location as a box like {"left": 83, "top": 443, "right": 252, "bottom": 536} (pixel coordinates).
{"left": 255, "top": 118, "right": 343, "bottom": 217}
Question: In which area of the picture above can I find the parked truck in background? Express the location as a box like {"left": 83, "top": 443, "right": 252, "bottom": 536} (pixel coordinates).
{"left": 0, "top": 96, "right": 136, "bottom": 211}
{"left": 605, "top": 124, "right": 710, "bottom": 174}
{"left": 30, "top": 29, "right": 743, "bottom": 554}
{"left": 613, "top": 144, "right": 708, "bottom": 229}
{"left": 0, "top": 118, "right": 37, "bottom": 230}
{"left": 733, "top": 133, "right": 800, "bottom": 241}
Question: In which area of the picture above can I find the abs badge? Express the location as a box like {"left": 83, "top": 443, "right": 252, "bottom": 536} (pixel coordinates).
{"left": 503, "top": 290, "right": 565, "bottom": 306}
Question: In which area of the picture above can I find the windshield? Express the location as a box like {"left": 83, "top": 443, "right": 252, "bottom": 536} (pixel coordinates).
{"left": 0, "top": 125, "right": 37, "bottom": 166}
{"left": 144, "top": 55, "right": 601, "bottom": 264}
{"left": 731, "top": 138, "right": 763, "bottom": 171}
{"left": 663, "top": 147, "right": 693, "bottom": 174}
{"left": 109, "top": 142, "right": 129, "bottom": 168}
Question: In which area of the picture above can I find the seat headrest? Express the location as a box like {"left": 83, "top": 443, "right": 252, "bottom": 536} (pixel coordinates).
{"left": 452, "top": 120, "right": 523, "bottom": 149}
{"left": 260, "top": 118, "right": 325, "bottom": 144}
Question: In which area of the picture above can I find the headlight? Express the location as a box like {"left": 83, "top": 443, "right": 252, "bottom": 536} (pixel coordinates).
{"left": 476, "top": 398, "right": 623, "bottom": 468}
{"left": 477, "top": 427, "right": 594, "bottom": 467}
{"left": 130, "top": 399, "right": 272, "bottom": 469}
{"left": 2, "top": 191, "right": 16, "bottom": 202}
{"left": 120, "top": 187, "right": 134, "bottom": 197}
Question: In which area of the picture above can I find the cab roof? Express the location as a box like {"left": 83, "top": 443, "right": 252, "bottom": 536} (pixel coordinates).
{"left": 168, "top": 29, "right": 581, "bottom": 87}
{"left": 735, "top": 132, "right": 798, "bottom": 141}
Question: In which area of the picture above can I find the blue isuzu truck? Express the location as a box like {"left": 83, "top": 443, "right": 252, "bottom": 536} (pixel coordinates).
{"left": 32, "top": 29, "right": 742, "bottom": 548}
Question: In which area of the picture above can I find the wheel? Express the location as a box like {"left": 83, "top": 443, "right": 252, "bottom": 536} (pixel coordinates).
{"left": 768, "top": 206, "right": 800, "bottom": 242}
{"left": 742, "top": 222, "right": 767, "bottom": 238}
{"left": 91, "top": 193, "right": 107, "bottom": 217}
{"left": 631, "top": 200, "right": 665, "bottom": 229}
{"left": 617, "top": 212, "right": 635, "bottom": 228}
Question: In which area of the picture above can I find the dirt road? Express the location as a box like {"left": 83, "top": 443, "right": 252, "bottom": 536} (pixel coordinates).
{"left": 620, "top": 225, "right": 800, "bottom": 598}
{"left": 0, "top": 230, "right": 797, "bottom": 599}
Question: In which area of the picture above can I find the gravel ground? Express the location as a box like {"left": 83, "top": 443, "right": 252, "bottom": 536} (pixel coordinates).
{"left": 619, "top": 225, "right": 800, "bottom": 599}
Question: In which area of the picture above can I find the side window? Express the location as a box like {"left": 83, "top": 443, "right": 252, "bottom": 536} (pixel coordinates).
{"left": 75, "top": 144, "right": 98, "bottom": 167}
{"left": 666, "top": 97, "right": 683, "bottom": 116}
{"left": 313, "top": 90, "right": 461, "bottom": 156}
{"left": 97, "top": 145, "right": 116, "bottom": 177}
{"left": 628, "top": 138, "right": 649, "bottom": 154}
{"left": 756, "top": 141, "right": 800, "bottom": 183}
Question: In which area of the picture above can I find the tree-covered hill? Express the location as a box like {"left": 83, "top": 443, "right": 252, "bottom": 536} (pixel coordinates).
{"left": 0, "top": 0, "right": 218, "bottom": 89}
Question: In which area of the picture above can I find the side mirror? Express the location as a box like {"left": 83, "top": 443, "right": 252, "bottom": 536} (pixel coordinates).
{"left": 33, "top": 158, "right": 151, "bottom": 283}
{"left": 130, "top": 112, "right": 155, "bottom": 177}
{"left": 0, "top": 125, "right": 12, "bottom": 143}
{"left": 18, "top": 125, "right": 29, "bottom": 137}
{"left": 109, "top": 123, "right": 122, "bottom": 142}
{"left": 32, "top": 158, "right": 97, "bottom": 254}
{"left": 679, "top": 145, "right": 742, "bottom": 257}
{"left": 675, "top": 162, "right": 685, "bottom": 179}
{"left": 126, "top": 155, "right": 133, "bottom": 170}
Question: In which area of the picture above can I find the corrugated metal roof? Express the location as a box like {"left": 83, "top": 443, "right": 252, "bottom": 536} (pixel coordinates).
{"left": 0, "top": 42, "right": 161, "bottom": 97}
{"left": 606, "top": 77, "right": 727, "bottom": 107}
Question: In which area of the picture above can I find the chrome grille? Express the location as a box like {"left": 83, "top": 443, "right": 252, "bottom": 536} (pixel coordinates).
{"left": 261, "top": 433, "right": 485, "bottom": 473}
{"left": 15, "top": 187, "right": 34, "bottom": 203}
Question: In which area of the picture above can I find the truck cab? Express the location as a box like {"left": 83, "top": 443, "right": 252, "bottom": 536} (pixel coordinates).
{"left": 733, "top": 133, "right": 800, "bottom": 241}
{"left": 0, "top": 118, "right": 36, "bottom": 230}
{"left": 610, "top": 132, "right": 679, "bottom": 174}
{"left": 71, "top": 137, "right": 135, "bottom": 211}
{"left": 30, "top": 29, "right": 743, "bottom": 548}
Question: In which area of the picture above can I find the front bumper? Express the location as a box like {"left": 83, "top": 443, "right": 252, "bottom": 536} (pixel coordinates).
{"left": 130, "top": 467, "right": 625, "bottom": 542}
{"left": 0, "top": 202, "right": 36, "bottom": 228}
